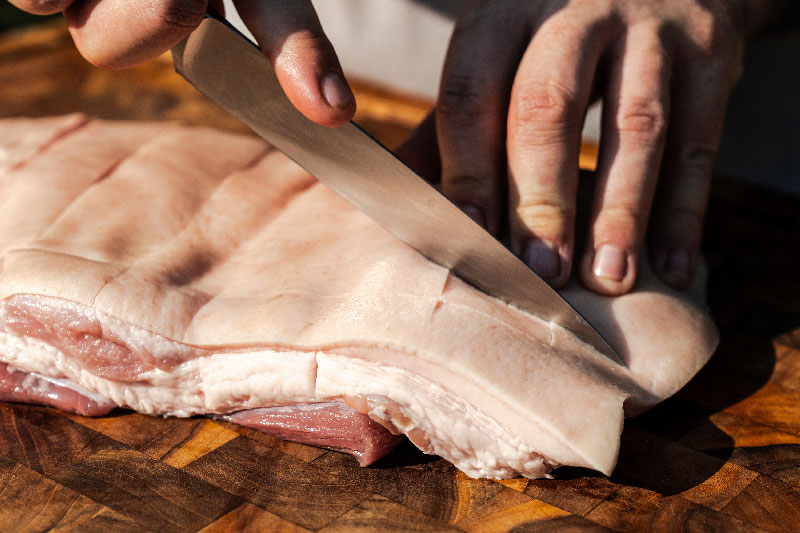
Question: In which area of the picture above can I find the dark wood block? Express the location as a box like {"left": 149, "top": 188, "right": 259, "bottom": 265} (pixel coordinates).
{"left": 0, "top": 455, "right": 139, "bottom": 533}
{"left": 721, "top": 475, "right": 800, "bottom": 532}
{"left": 183, "top": 436, "right": 372, "bottom": 530}
{"left": 0, "top": 403, "right": 121, "bottom": 476}
{"left": 447, "top": 472, "right": 533, "bottom": 527}
{"left": 319, "top": 495, "right": 460, "bottom": 532}
{"left": 728, "top": 444, "right": 800, "bottom": 489}
{"left": 459, "top": 498, "right": 610, "bottom": 532}
{"left": 310, "top": 441, "right": 461, "bottom": 522}
{"left": 49, "top": 445, "right": 243, "bottom": 532}
{"left": 772, "top": 343, "right": 800, "bottom": 392}
{"left": 198, "top": 503, "right": 311, "bottom": 533}
{"left": 585, "top": 489, "right": 761, "bottom": 532}
{"left": 724, "top": 383, "right": 800, "bottom": 437}
{"left": 525, "top": 472, "right": 619, "bottom": 518}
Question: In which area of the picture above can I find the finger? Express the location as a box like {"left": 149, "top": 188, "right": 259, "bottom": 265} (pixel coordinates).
{"left": 436, "top": 5, "right": 529, "bottom": 236}
{"left": 64, "top": 0, "right": 208, "bottom": 69}
{"left": 579, "top": 24, "right": 671, "bottom": 295}
{"left": 234, "top": 0, "right": 355, "bottom": 128}
{"left": 507, "top": 18, "right": 610, "bottom": 286}
{"left": 650, "top": 58, "right": 738, "bottom": 287}
{"left": 396, "top": 111, "right": 440, "bottom": 184}
{"left": 8, "top": 0, "right": 75, "bottom": 15}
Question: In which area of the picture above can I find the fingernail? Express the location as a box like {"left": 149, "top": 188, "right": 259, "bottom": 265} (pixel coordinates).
{"left": 662, "top": 248, "right": 691, "bottom": 285}
{"left": 321, "top": 72, "right": 354, "bottom": 108}
{"left": 592, "top": 244, "right": 627, "bottom": 282}
{"left": 524, "top": 240, "right": 561, "bottom": 280}
{"left": 460, "top": 203, "right": 485, "bottom": 227}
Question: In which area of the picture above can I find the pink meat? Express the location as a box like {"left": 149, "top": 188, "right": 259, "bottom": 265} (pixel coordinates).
{"left": 225, "top": 402, "right": 404, "bottom": 466}
{"left": 4, "top": 295, "right": 200, "bottom": 381}
{"left": 4, "top": 298, "right": 156, "bottom": 381}
{"left": 0, "top": 362, "right": 115, "bottom": 416}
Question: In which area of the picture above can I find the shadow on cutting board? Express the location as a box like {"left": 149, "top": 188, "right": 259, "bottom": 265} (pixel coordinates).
{"left": 569, "top": 176, "right": 798, "bottom": 496}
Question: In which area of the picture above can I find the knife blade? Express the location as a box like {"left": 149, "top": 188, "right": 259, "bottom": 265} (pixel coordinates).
{"left": 171, "top": 15, "right": 623, "bottom": 366}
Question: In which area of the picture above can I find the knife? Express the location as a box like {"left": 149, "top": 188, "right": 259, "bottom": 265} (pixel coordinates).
{"left": 171, "top": 13, "right": 623, "bottom": 366}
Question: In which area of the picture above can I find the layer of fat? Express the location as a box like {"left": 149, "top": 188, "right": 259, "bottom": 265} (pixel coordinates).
{"left": 316, "top": 352, "right": 558, "bottom": 478}
{"left": 0, "top": 328, "right": 559, "bottom": 478}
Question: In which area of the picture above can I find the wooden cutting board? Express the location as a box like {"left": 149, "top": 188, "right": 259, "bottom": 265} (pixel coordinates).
{"left": 1, "top": 22, "right": 799, "bottom": 533}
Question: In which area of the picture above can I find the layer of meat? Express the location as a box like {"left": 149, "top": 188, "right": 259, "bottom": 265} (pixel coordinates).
{"left": 0, "top": 361, "right": 115, "bottom": 416}
{"left": 224, "top": 402, "right": 404, "bottom": 466}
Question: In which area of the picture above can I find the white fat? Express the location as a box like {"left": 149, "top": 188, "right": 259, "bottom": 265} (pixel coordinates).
{"left": 316, "top": 353, "right": 557, "bottom": 478}
{"left": 0, "top": 333, "right": 113, "bottom": 405}
{"left": 0, "top": 312, "right": 559, "bottom": 479}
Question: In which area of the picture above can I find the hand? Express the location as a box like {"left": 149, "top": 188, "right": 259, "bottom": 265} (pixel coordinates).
{"left": 9, "top": 0, "right": 355, "bottom": 127}
{"left": 436, "top": 0, "right": 778, "bottom": 295}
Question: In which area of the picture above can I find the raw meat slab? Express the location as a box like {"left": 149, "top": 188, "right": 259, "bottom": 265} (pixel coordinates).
{"left": 0, "top": 115, "right": 718, "bottom": 478}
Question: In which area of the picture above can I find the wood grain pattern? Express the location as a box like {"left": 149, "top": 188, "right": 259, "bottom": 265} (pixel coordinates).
{"left": 1, "top": 21, "right": 799, "bottom": 532}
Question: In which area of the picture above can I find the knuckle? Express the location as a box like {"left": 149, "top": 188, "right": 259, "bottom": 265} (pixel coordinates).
{"left": 277, "top": 30, "right": 336, "bottom": 67}
{"left": 694, "top": 47, "right": 743, "bottom": 88}
{"left": 288, "top": 29, "right": 331, "bottom": 52}
{"left": 616, "top": 98, "right": 667, "bottom": 146}
{"left": 660, "top": 206, "right": 705, "bottom": 240}
{"left": 516, "top": 194, "right": 574, "bottom": 232}
{"left": 153, "top": 0, "right": 207, "bottom": 30}
{"left": 680, "top": 143, "right": 718, "bottom": 169}
{"left": 25, "top": 0, "right": 71, "bottom": 15}
{"left": 438, "top": 74, "right": 493, "bottom": 120}
{"left": 687, "top": 8, "right": 740, "bottom": 59}
{"left": 670, "top": 206, "right": 705, "bottom": 228}
{"left": 594, "top": 205, "right": 642, "bottom": 242}
{"left": 600, "top": 205, "right": 640, "bottom": 225}
{"left": 728, "top": 58, "right": 744, "bottom": 85}
{"left": 511, "top": 81, "right": 578, "bottom": 130}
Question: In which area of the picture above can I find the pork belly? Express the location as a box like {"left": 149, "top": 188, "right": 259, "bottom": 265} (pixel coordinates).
{"left": 0, "top": 115, "right": 718, "bottom": 478}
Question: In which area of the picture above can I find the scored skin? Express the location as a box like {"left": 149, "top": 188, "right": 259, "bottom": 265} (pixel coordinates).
{"left": 0, "top": 117, "right": 719, "bottom": 477}
{"left": 0, "top": 113, "right": 89, "bottom": 172}
{"left": 8, "top": 0, "right": 355, "bottom": 128}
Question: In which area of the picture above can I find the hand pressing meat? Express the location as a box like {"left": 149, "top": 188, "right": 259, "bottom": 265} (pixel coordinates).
{"left": 8, "top": 0, "right": 355, "bottom": 127}
{"left": 435, "top": 0, "right": 788, "bottom": 295}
